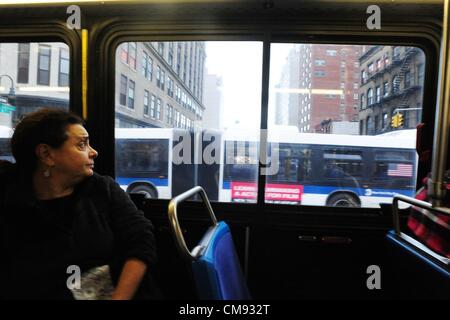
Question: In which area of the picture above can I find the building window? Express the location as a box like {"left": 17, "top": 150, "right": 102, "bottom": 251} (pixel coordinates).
{"left": 120, "top": 74, "right": 127, "bottom": 106}
{"left": 156, "top": 66, "right": 161, "bottom": 87}
{"left": 375, "top": 86, "right": 381, "bottom": 103}
{"left": 158, "top": 42, "right": 164, "bottom": 56}
{"left": 37, "top": 45, "right": 51, "bottom": 85}
{"left": 129, "top": 42, "right": 136, "bottom": 69}
{"left": 376, "top": 59, "right": 382, "bottom": 70}
{"left": 156, "top": 98, "right": 161, "bottom": 120}
{"left": 176, "top": 85, "right": 181, "bottom": 103}
{"left": 120, "top": 43, "right": 128, "bottom": 63}
{"left": 361, "top": 70, "right": 367, "bottom": 84}
{"left": 141, "top": 52, "right": 153, "bottom": 81}
{"left": 360, "top": 93, "right": 365, "bottom": 110}
{"left": 17, "top": 43, "right": 30, "bottom": 84}
{"left": 150, "top": 95, "right": 156, "bottom": 118}
{"left": 58, "top": 48, "right": 70, "bottom": 87}
{"left": 168, "top": 77, "right": 174, "bottom": 97}
{"left": 383, "top": 81, "right": 389, "bottom": 96}
{"left": 177, "top": 43, "right": 182, "bottom": 75}
{"left": 168, "top": 42, "right": 174, "bottom": 67}
{"left": 128, "top": 80, "right": 135, "bottom": 109}
{"left": 161, "top": 70, "right": 165, "bottom": 91}
{"left": 120, "top": 42, "right": 136, "bottom": 69}
{"left": 144, "top": 90, "right": 149, "bottom": 116}
{"left": 382, "top": 113, "right": 388, "bottom": 129}
{"left": 368, "top": 62, "right": 374, "bottom": 74}
{"left": 166, "top": 104, "right": 173, "bottom": 124}
{"left": 367, "top": 116, "right": 373, "bottom": 135}
{"left": 175, "top": 110, "right": 180, "bottom": 128}
{"left": 326, "top": 49, "right": 337, "bottom": 56}
{"left": 314, "top": 59, "right": 326, "bottom": 66}
{"left": 314, "top": 70, "right": 326, "bottom": 77}
{"left": 367, "top": 88, "right": 374, "bottom": 106}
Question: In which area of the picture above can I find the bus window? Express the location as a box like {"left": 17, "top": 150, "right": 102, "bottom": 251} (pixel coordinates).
{"left": 114, "top": 41, "right": 262, "bottom": 200}
{"left": 0, "top": 42, "right": 70, "bottom": 162}
{"left": 267, "top": 43, "right": 425, "bottom": 208}
{"left": 267, "top": 144, "right": 312, "bottom": 183}
{"left": 0, "top": 126, "right": 13, "bottom": 161}
{"left": 374, "top": 150, "right": 415, "bottom": 180}
{"left": 323, "top": 150, "right": 363, "bottom": 178}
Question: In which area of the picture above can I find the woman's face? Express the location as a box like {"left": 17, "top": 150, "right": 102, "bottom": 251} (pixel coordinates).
{"left": 50, "top": 124, "right": 98, "bottom": 181}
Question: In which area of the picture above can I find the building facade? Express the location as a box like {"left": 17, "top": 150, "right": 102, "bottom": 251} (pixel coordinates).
{"left": 0, "top": 42, "right": 69, "bottom": 127}
{"left": 275, "top": 44, "right": 361, "bottom": 133}
{"left": 310, "top": 44, "right": 361, "bottom": 133}
{"left": 115, "top": 41, "right": 206, "bottom": 129}
{"left": 358, "top": 45, "right": 425, "bottom": 135}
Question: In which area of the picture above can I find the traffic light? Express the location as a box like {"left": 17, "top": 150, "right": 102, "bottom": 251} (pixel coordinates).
{"left": 391, "top": 114, "right": 399, "bottom": 128}
{"left": 397, "top": 113, "right": 403, "bottom": 127}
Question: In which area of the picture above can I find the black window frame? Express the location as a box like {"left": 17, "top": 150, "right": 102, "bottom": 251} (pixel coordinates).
{"left": 37, "top": 44, "right": 51, "bottom": 85}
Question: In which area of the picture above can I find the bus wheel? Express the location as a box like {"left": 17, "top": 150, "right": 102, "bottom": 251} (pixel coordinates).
{"left": 327, "top": 193, "right": 360, "bottom": 207}
{"left": 129, "top": 185, "right": 157, "bottom": 199}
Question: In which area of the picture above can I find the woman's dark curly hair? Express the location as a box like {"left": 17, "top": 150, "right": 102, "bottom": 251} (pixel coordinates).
{"left": 11, "top": 108, "right": 84, "bottom": 174}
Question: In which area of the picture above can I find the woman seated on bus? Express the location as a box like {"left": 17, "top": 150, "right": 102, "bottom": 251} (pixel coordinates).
{"left": 0, "top": 108, "right": 159, "bottom": 299}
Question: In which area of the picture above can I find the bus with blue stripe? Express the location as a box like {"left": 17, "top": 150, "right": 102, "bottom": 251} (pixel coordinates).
{"left": 219, "top": 128, "right": 417, "bottom": 208}
{"left": 115, "top": 128, "right": 200, "bottom": 199}
{"left": 115, "top": 128, "right": 173, "bottom": 198}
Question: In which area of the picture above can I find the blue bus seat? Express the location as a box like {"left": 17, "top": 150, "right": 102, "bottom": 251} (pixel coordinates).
{"left": 168, "top": 186, "right": 251, "bottom": 300}
{"left": 191, "top": 221, "right": 251, "bottom": 300}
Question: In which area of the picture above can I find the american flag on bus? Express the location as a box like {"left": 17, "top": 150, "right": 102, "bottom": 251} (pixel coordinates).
{"left": 387, "top": 163, "right": 413, "bottom": 177}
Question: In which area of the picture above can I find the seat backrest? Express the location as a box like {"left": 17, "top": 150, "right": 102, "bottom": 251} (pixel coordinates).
{"left": 168, "top": 186, "right": 251, "bottom": 300}
{"left": 192, "top": 221, "right": 251, "bottom": 300}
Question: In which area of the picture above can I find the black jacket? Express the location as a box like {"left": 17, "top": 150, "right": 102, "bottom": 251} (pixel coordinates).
{"left": 0, "top": 161, "right": 159, "bottom": 299}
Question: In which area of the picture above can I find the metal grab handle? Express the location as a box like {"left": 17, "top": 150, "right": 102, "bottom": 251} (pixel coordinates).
{"left": 392, "top": 194, "right": 450, "bottom": 235}
{"left": 168, "top": 186, "right": 218, "bottom": 261}
{"left": 392, "top": 194, "right": 450, "bottom": 265}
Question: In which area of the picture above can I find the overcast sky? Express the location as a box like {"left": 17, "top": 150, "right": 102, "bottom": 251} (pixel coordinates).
{"left": 204, "top": 41, "right": 293, "bottom": 130}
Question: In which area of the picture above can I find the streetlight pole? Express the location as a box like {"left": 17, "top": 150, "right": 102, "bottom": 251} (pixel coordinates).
{"left": 0, "top": 74, "right": 15, "bottom": 95}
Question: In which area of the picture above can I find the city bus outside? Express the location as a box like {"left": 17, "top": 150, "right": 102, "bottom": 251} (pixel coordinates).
{"left": 219, "top": 127, "right": 418, "bottom": 208}
{"left": 115, "top": 127, "right": 199, "bottom": 199}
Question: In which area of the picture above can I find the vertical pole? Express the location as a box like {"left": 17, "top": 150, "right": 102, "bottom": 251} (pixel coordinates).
{"left": 81, "top": 29, "right": 88, "bottom": 120}
{"left": 429, "top": 0, "right": 450, "bottom": 206}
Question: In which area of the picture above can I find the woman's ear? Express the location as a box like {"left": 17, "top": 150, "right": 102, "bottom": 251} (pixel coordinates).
{"left": 35, "top": 144, "right": 55, "bottom": 166}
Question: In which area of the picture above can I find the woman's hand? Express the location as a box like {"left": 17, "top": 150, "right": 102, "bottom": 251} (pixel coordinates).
{"left": 111, "top": 258, "right": 147, "bottom": 300}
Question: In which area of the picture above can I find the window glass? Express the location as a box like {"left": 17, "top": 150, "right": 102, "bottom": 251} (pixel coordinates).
{"left": 115, "top": 41, "right": 262, "bottom": 201}
{"left": 0, "top": 42, "right": 70, "bottom": 161}
{"left": 268, "top": 44, "right": 424, "bottom": 208}
{"left": 59, "top": 48, "right": 70, "bottom": 87}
